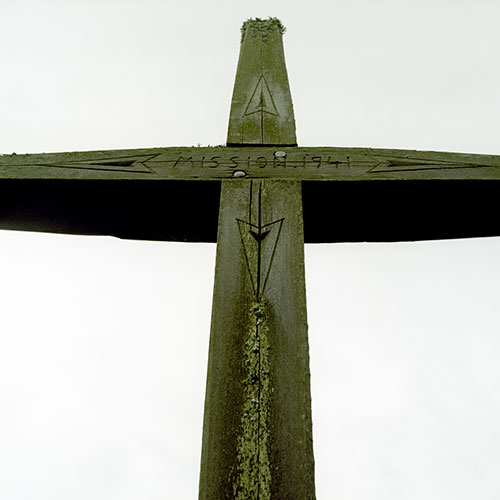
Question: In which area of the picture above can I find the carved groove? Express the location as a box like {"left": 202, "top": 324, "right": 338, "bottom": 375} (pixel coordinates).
{"left": 237, "top": 181, "right": 284, "bottom": 300}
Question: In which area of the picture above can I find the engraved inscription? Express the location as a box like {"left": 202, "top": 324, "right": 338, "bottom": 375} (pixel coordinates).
{"left": 273, "top": 156, "right": 286, "bottom": 168}
{"left": 311, "top": 156, "right": 322, "bottom": 168}
{"left": 208, "top": 156, "right": 221, "bottom": 168}
{"left": 174, "top": 156, "right": 194, "bottom": 167}
{"left": 169, "top": 154, "right": 354, "bottom": 170}
{"left": 256, "top": 157, "right": 267, "bottom": 168}
{"left": 165, "top": 153, "right": 499, "bottom": 173}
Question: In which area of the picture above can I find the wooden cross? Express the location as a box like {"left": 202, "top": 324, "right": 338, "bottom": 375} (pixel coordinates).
{"left": 2, "top": 17, "right": 500, "bottom": 499}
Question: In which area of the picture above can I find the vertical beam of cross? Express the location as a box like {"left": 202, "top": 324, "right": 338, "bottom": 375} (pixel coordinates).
{"left": 227, "top": 18, "right": 297, "bottom": 147}
{"left": 199, "top": 18, "right": 316, "bottom": 499}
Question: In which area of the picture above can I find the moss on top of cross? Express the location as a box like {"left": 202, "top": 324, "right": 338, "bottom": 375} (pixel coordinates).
{"left": 240, "top": 17, "right": 286, "bottom": 43}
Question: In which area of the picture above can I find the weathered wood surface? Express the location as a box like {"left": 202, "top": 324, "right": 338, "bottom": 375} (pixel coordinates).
{"left": 200, "top": 18, "right": 315, "bottom": 499}
{"left": 199, "top": 180, "right": 315, "bottom": 499}
{"left": 226, "top": 18, "right": 296, "bottom": 146}
{"left": 2, "top": 146, "right": 500, "bottom": 181}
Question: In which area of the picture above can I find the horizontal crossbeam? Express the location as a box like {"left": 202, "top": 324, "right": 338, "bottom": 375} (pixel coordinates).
{"left": 2, "top": 146, "right": 500, "bottom": 181}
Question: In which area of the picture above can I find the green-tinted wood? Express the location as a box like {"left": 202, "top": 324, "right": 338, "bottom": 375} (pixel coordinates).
{"left": 226, "top": 18, "right": 297, "bottom": 146}
{"left": 199, "top": 180, "right": 315, "bottom": 499}
{"left": 1, "top": 15, "right": 499, "bottom": 500}
{"left": 200, "top": 18, "right": 314, "bottom": 499}
{"left": 199, "top": 18, "right": 314, "bottom": 498}
{"left": 3, "top": 146, "right": 500, "bottom": 180}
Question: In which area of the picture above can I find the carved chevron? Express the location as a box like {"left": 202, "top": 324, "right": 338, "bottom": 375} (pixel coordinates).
{"left": 367, "top": 156, "right": 498, "bottom": 173}
{"left": 18, "top": 154, "right": 158, "bottom": 174}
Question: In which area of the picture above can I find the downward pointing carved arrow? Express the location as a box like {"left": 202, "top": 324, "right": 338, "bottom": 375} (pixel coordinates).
{"left": 250, "top": 228, "right": 271, "bottom": 242}
{"left": 238, "top": 218, "right": 283, "bottom": 299}
{"left": 237, "top": 181, "right": 284, "bottom": 299}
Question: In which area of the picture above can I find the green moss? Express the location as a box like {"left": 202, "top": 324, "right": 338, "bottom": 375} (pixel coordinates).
{"left": 232, "top": 299, "right": 272, "bottom": 499}
{"left": 240, "top": 17, "right": 286, "bottom": 43}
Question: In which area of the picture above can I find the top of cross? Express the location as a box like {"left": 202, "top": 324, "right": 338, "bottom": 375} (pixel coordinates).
{"left": 240, "top": 17, "right": 287, "bottom": 42}
{"left": 227, "top": 17, "right": 296, "bottom": 146}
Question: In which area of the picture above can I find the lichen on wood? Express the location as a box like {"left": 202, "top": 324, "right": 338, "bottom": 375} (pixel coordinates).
{"left": 232, "top": 299, "right": 271, "bottom": 499}
{"left": 240, "top": 17, "right": 286, "bottom": 43}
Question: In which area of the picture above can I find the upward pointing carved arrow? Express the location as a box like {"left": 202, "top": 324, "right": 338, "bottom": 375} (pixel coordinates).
{"left": 243, "top": 75, "right": 279, "bottom": 117}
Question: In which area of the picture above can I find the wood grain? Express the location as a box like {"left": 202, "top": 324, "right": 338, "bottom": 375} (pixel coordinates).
{"left": 2, "top": 146, "right": 500, "bottom": 181}
{"left": 226, "top": 19, "right": 297, "bottom": 146}
{"left": 199, "top": 180, "right": 315, "bottom": 499}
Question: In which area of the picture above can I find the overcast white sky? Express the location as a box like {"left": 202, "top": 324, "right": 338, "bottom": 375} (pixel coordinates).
{"left": 1, "top": 1, "right": 500, "bottom": 499}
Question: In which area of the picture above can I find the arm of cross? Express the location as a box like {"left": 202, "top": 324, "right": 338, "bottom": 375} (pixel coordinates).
{"left": 2, "top": 144, "right": 500, "bottom": 181}
{"left": 1, "top": 144, "right": 499, "bottom": 242}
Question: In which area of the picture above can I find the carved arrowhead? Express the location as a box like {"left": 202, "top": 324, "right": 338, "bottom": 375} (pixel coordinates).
{"left": 250, "top": 228, "right": 271, "bottom": 241}
{"left": 227, "top": 18, "right": 296, "bottom": 146}
{"left": 368, "top": 156, "right": 486, "bottom": 173}
{"left": 237, "top": 218, "right": 284, "bottom": 298}
{"left": 244, "top": 75, "right": 279, "bottom": 117}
